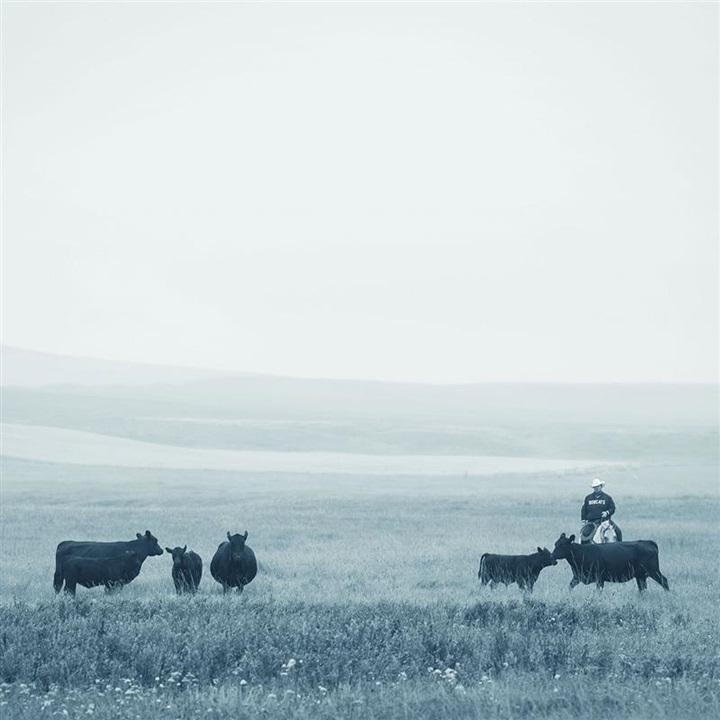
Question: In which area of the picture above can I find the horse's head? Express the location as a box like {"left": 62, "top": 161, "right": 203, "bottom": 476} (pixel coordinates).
{"left": 598, "top": 521, "right": 617, "bottom": 544}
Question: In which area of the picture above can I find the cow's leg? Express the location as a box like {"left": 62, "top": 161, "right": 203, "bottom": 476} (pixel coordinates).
{"left": 595, "top": 579, "right": 604, "bottom": 591}
{"left": 649, "top": 570, "right": 670, "bottom": 591}
{"left": 636, "top": 576, "right": 648, "bottom": 591}
{"left": 63, "top": 580, "right": 76, "bottom": 596}
{"left": 569, "top": 575, "right": 579, "bottom": 590}
{"left": 222, "top": 583, "right": 231, "bottom": 594}
{"left": 236, "top": 584, "right": 244, "bottom": 595}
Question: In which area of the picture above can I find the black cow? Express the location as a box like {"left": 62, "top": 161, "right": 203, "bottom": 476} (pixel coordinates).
{"left": 210, "top": 531, "right": 257, "bottom": 594}
{"left": 60, "top": 551, "right": 144, "bottom": 595}
{"left": 166, "top": 545, "right": 203, "bottom": 594}
{"left": 551, "top": 533, "right": 670, "bottom": 592}
{"left": 54, "top": 530, "right": 163, "bottom": 593}
{"left": 478, "top": 547, "right": 557, "bottom": 593}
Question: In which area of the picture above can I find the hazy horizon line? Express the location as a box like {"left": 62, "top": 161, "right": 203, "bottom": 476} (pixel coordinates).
{"left": 2, "top": 344, "right": 718, "bottom": 388}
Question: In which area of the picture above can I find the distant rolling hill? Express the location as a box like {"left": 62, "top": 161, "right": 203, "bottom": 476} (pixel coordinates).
{"left": 1, "top": 346, "right": 717, "bottom": 463}
{"left": 0, "top": 345, "right": 244, "bottom": 387}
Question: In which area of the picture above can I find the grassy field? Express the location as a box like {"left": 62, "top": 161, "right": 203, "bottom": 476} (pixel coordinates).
{"left": 1, "top": 456, "right": 719, "bottom": 719}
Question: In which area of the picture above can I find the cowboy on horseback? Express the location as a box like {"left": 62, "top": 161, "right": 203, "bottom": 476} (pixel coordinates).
{"left": 580, "top": 478, "right": 623, "bottom": 544}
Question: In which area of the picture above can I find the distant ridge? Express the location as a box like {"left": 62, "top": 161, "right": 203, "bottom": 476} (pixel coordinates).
{"left": 1, "top": 346, "right": 717, "bottom": 427}
{"left": 0, "top": 345, "right": 246, "bottom": 387}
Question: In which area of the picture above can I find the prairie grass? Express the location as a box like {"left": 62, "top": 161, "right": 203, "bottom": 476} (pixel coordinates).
{"left": 1, "top": 596, "right": 718, "bottom": 719}
{"left": 1, "top": 459, "right": 718, "bottom": 718}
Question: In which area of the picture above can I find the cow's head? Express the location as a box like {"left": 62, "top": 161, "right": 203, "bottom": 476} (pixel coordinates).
{"left": 551, "top": 533, "right": 575, "bottom": 561}
{"left": 165, "top": 545, "right": 188, "bottom": 568}
{"left": 137, "top": 530, "right": 164, "bottom": 556}
{"left": 536, "top": 547, "right": 557, "bottom": 566}
{"left": 227, "top": 531, "right": 248, "bottom": 560}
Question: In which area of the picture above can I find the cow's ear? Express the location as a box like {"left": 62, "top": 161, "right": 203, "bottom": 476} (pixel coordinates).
{"left": 165, "top": 547, "right": 172, "bottom": 554}
{"left": 243, "top": 530, "right": 248, "bottom": 540}
{"left": 145, "top": 530, "right": 152, "bottom": 538}
{"left": 537, "top": 547, "right": 543, "bottom": 554}
{"left": 227, "top": 531, "right": 232, "bottom": 540}
{"left": 560, "top": 533, "right": 566, "bottom": 538}
{"left": 182, "top": 545, "right": 187, "bottom": 553}
{"left": 569, "top": 534, "right": 576, "bottom": 543}
{"left": 137, "top": 533, "right": 142, "bottom": 539}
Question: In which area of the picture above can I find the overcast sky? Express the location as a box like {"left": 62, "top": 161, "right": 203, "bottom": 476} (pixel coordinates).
{"left": 3, "top": 1, "right": 717, "bottom": 383}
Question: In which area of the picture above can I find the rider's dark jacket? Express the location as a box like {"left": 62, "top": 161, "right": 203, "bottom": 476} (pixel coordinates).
{"left": 581, "top": 491, "right": 616, "bottom": 522}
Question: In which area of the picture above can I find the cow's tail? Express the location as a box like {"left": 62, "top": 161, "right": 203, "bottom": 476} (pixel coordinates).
{"left": 479, "top": 553, "right": 489, "bottom": 580}
{"left": 53, "top": 553, "right": 64, "bottom": 593}
{"left": 643, "top": 540, "right": 669, "bottom": 591}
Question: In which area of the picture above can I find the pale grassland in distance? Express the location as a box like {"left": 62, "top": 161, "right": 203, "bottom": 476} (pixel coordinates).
{"left": 0, "top": 422, "right": 626, "bottom": 475}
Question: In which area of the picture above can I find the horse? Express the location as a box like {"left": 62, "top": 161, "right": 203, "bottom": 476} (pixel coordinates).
{"left": 580, "top": 518, "right": 621, "bottom": 545}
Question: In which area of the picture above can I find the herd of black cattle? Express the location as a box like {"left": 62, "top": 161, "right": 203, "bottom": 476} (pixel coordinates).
{"left": 479, "top": 535, "right": 669, "bottom": 593}
{"left": 53, "top": 528, "right": 670, "bottom": 596}
{"left": 53, "top": 531, "right": 256, "bottom": 596}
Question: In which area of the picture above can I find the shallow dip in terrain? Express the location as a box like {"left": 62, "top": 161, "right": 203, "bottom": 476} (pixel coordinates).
{"left": 0, "top": 423, "right": 621, "bottom": 475}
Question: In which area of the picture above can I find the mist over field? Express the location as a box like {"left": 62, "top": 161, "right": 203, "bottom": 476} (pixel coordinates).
{"left": 3, "top": 346, "right": 717, "bottom": 467}
{"left": 1, "top": 1, "right": 717, "bottom": 716}
{"left": 1, "top": 349, "right": 718, "bottom": 718}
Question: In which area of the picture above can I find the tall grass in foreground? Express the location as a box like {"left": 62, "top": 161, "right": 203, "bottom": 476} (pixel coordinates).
{"left": 1, "top": 597, "right": 718, "bottom": 719}
{"left": 2, "top": 463, "right": 718, "bottom": 717}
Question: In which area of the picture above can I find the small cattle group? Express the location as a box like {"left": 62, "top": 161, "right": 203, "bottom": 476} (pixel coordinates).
{"left": 54, "top": 528, "right": 670, "bottom": 597}
{"left": 479, "top": 532, "right": 669, "bottom": 593}
{"left": 53, "top": 530, "right": 256, "bottom": 596}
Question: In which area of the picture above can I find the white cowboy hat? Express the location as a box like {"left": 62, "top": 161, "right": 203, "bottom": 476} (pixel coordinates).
{"left": 591, "top": 478, "right": 605, "bottom": 488}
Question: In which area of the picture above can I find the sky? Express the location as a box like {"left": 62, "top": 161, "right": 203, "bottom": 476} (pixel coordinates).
{"left": 2, "top": 1, "right": 717, "bottom": 383}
